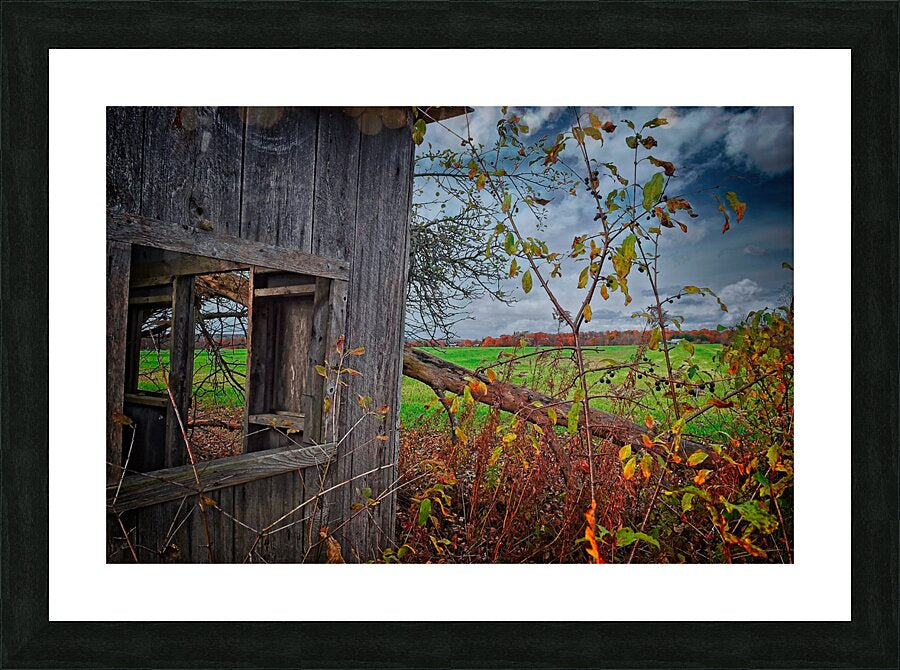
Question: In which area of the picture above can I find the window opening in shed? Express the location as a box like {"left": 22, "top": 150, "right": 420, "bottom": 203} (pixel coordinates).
{"left": 119, "top": 246, "right": 332, "bottom": 475}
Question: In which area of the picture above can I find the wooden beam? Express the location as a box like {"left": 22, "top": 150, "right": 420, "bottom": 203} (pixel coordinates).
{"left": 107, "top": 442, "right": 337, "bottom": 512}
{"left": 247, "top": 413, "right": 305, "bottom": 430}
{"left": 128, "top": 292, "right": 172, "bottom": 306}
{"left": 130, "top": 248, "right": 249, "bottom": 288}
{"left": 107, "top": 241, "right": 131, "bottom": 485}
{"left": 253, "top": 284, "right": 317, "bottom": 298}
{"left": 301, "top": 277, "right": 332, "bottom": 444}
{"left": 108, "top": 212, "right": 350, "bottom": 281}
{"left": 164, "top": 275, "right": 195, "bottom": 469}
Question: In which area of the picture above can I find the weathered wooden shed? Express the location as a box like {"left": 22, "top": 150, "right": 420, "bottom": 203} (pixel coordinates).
{"left": 106, "top": 106, "right": 449, "bottom": 563}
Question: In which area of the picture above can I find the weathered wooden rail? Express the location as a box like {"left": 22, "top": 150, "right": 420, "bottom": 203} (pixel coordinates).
{"left": 108, "top": 212, "right": 351, "bottom": 281}
{"left": 108, "top": 442, "right": 336, "bottom": 512}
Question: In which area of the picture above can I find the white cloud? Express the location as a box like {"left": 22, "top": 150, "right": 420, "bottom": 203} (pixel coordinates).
{"left": 743, "top": 244, "right": 768, "bottom": 256}
{"left": 516, "top": 106, "right": 565, "bottom": 135}
{"left": 724, "top": 107, "right": 793, "bottom": 175}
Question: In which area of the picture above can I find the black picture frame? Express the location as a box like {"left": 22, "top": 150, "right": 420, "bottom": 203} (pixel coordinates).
{"left": 2, "top": 2, "right": 897, "bottom": 668}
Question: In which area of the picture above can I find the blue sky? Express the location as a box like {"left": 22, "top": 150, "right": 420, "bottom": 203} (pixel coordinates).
{"left": 414, "top": 106, "right": 794, "bottom": 339}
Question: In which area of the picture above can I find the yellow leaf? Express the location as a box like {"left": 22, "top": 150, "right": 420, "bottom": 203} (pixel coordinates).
{"left": 583, "top": 304, "right": 592, "bottom": 322}
{"left": 641, "top": 454, "right": 653, "bottom": 480}
{"left": 623, "top": 456, "right": 637, "bottom": 480}
{"left": 485, "top": 368, "right": 497, "bottom": 384}
{"left": 578, "top": 266, "right": 589, "bottom": 289}
{"left": 112, "top": 412, "right": 133, "bottom": 425}
{"left": 687, "top": 451, "right": 708, "bottom": 466}
{"left": 619, "top": 444, "right": 632, "bottom": 461}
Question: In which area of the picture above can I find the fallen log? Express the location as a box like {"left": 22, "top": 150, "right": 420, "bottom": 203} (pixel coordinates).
{"left": 402, "top": 347, "right": 712, "bottom": 462}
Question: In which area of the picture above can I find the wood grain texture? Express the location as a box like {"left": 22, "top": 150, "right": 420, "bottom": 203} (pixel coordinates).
{"left": 336, "top": 120, "right": 414, "bottom": 560}
{"left": 108, "top": 212, "right": 350, "bottom": 280}
{"left": 253, "top": 284, "right": 317, "bottom": 298}
{"left": 107, "top": 442, "right": 336, "bottom": 512}
{"left": 301, "top": 277, "right": 332, "bottom": 445}
{"left": 129, "top": 247, "right": 246, "bottom": 287}
{"left": 303, "top": 109, "right": 362, "bottom": 558}
{"left": 311, "top": 108, "right": 361, "bottom": 261}
{"left": 241, "top": 107, "right": 318, "bottom": 249}
{"left": 141, "top": 106, "right": 244, "bottom": 237}
{"left": 106, "top": 241, "right": 131, "bottom": 484}
{"left": 163, "top": 275, "right": 195, "bottom": 469}
{"left": 106, "top": 107, "right": 145, "bottom": 213}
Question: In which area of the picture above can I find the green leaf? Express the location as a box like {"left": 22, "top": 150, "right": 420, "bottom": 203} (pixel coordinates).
{"left": 417, "top": 498, "right": 432, "bottom": 526}
{"left": 616, "top": 527, "right": 636, "bottom": 546}
{"left": 625, "top": 135, "right": 638, "bottom": 149}
{"left": 642, "top": 172, "right": 664, "bottom": 210}
{"left": 687, "top": 451, "right": 708, "bottom": 466}
{"left": 721, "top": 500, "right": 778, "bottom": 533}
{"left": 522, "top": 270, "right": 533, "bottom": 294}
{"left": 577, "top": 266, "right": 589, "bottom": 289}
{"left": 567, "top": 401, "right": 581, "bottom": 435}
{"left": 502, "top": 192, "right": 512, "bottom": 213}
{"left": 634, "top": 531, "right": 660, "bottom": 548}
{"left": 504, "top": 232, "right": 516, "bottom": 254}
{"left": 682, "top": 492, "right": 694, "bottom": 512}
{"left": 649, "top": 327, "right": 661, "bottom": 351}
{"left": 620, "top": 233, "right": 637, "bottom": 262}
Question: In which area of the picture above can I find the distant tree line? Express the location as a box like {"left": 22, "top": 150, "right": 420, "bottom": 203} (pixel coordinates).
{"left": 406, "top": 328, "right": 732, "bottom": 348}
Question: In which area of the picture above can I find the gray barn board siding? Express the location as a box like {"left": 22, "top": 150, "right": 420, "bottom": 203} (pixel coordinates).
{"left": 107, "top": 241, "right": 131, "bottom": 484}
{"left": 107, "top": 107, "right": 413, "bottom": 562}
{"left": 107, "top": 107, "right": 145, "bottom": 214}
{"left": 338, "top": 122, "right": 414, "bottom": 560}
{"left": 163, "top": 275, "right": 196, "bottom": 469}
{"left": 307, "top": 108, "right": 361, "bottom": 553}
{"left": 241, "top": 107, "right": 318, "bottom": 249}
{"left": 141, "top": 107, "right": 243, "bottom": 237}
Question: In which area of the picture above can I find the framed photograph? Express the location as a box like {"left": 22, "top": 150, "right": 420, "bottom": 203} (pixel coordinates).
{"left": 2, "top": 2, "right": 896, "bottom": 667}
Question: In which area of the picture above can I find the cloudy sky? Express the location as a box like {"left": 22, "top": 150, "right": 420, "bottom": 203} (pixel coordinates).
{"left": 414, "top": 106, "right": 793, "bottom": 339}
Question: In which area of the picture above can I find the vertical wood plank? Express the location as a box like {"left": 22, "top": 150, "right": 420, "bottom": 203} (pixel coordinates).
{"left": 107, "top": 106, "right": 144, "bottom": 563}
{"left": 341, "top": 118, "right": 414, "bottom": 560}
{"left": 241, "top": 107, "right": 318, "bottom": 249}
{"left": 311, "top": 108, "right": 362, "bottom": 261}
{"left": 301, "top": 277, "right": 331, "bottom": 445}
{"left": 307, "top": 108, "right": 360, "bottom": 560}
{"left": 107, "top": 107, "right": 145, "bottom": 214}
{"left": 107, "top": 241, "right": 131, "bottom": 485}
{"left": 141, "top": 107, "right": 243, "bottom": 236}
{"left": 164, "top": 275, "right": 195, "bottom": 469}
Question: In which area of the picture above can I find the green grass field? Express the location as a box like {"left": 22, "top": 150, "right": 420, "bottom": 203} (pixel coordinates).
{"left": 139, "top": 344, "right": 729, "bottom": 436}
{"left": 400, "top": 345, "right": 728, "bottom": 435}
